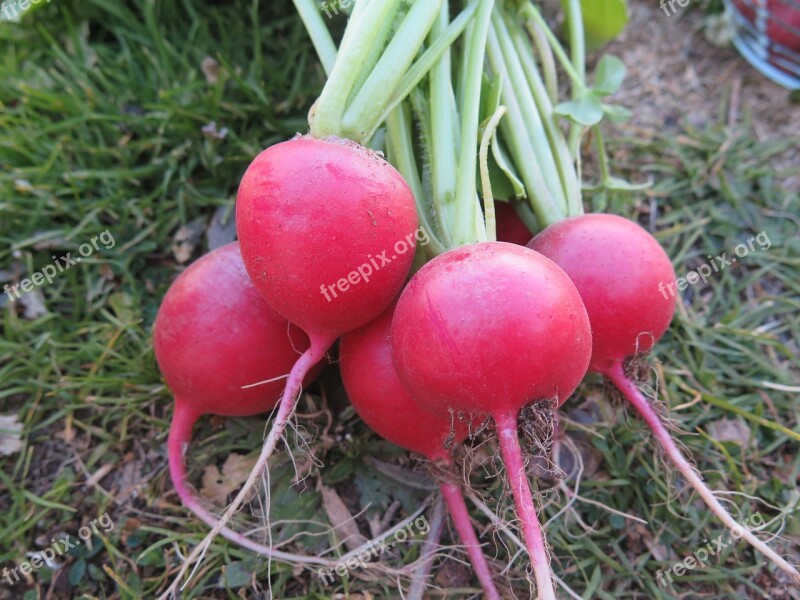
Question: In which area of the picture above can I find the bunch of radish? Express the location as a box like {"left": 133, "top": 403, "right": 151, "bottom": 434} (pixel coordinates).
{"left": 151, "top": 0, "right": 800, "bottom": 596}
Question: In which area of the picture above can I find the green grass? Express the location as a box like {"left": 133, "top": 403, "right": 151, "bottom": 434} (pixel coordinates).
{"left": 1, "top": 1, "right": 798, "bottom": 599}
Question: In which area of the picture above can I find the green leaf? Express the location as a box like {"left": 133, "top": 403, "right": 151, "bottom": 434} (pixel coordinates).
{"left": 554, "top": 91, "right": 604, "bottom": 126}
{"left": 594, "top": 55, "right": 626, "bottom": 96}
{"left": 579, "top": 0, "right": 629, "bottom": 51}
{"left": 322, "top": 457, "right": 356, "bottom": 485}
{"left": 602, "top": 103, "right": 632, "bottom": 124}
{"left": 221, "top": 561, "right": 253, "bottom": 588}
{"left": 68, "top": 560, "right": 86, "bottom": 586}
{"left": 490, "top": 138, "right": 527, "bottom": 200}
{"left": 603, "top": 176, "right": 653, "bottom": 191}
{"left": 353, "top": 468, "right": 392, "bottom": 513}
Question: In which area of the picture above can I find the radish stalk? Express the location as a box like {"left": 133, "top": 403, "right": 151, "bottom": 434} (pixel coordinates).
{"left": 485, "top": 21, "right": 561, "bottom": 226}
{"left": 291, "top": 0, "right": 337, "bottom": 75}
{"left": 604, "top": 361, "right": 800, "bottom": 585}
{"left": 453, "top": 0, "right": 494, "bottom": 246}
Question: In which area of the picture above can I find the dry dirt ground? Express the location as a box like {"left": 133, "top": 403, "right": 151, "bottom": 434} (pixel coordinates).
{"left": 606, "top": 0, "right": 799, "bottom": 189}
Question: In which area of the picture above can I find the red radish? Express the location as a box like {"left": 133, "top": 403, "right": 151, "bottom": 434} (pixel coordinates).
{"left": 340, "top": 302, "right": 501, "bottom": 600}
{"left": 173, "top": 135, "right": 421, "bottom": 565}
{"left": 235, "top": 136, "right": 419, "bottom": 466}
{"left": 495, "top": 201, "right": 534, "bottom": 246}
{"left": 391, "top": 242, "right": 592, "bottom": 600}
{"left": 529, "top": 213, "right": 800, "bottom": 584}
{"left": 154, "top": 242, "right": 321, "bottom": 559}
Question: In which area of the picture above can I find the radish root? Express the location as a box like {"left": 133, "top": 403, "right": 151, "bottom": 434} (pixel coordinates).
{"left": 160, "top": 337, "right": 332, "bottom": 598}
{"left": 408, "top": 495, "right": 447, "bottom": 600}
{"left": 439, "top": 479, "right": 502, "bottom": 600}
{"left": 495, "top": 410, "right": 557, "bottom": 600}
{"left": 605, "top": 360, "right": 800, "bottom": 586}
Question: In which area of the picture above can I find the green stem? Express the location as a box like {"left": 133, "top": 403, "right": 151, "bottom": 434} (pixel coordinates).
{"left": 291, "top": 0, "right": 338, "bottom": 75}
{"left": 311, "top": 0, "right": 402, "bottom": 139}
{"left": 562, "top": 0, "right": 586, "bottom": 157}
{"left": 452, "top": 0, "right": 495, "bottom": 247}
{"left": 594, "top": 126, "right": 611, "bottom": 184}
{"left": 429, "top": 3, "right": 458, "bottom": 243}
{"left": 526, "top": 21, "right": 558, "bottom": 105}
{"left": 486, "top": 10, "right": 564, "bottom": 226}
{"left": 508, "top": 15, "right": 582, "bottom": 217}
{"left": 494, "top": 11, "right": 565, "bottom": 209}
{"left": 520, "top": 3, "right": 583, "bottom": 89}
{"left": 563, "top": 0, "right": 585, "bottom": 83}
{"left": 385, "top": 104, "right": 447, "bottom": 258}
{"left": 346, "top": 2, "right": 404, "bottom": 109}
{"left": 341, "top": 0, "right": 446, "bottom": 143}
{"left": 356, "top": 2, "right": 479, "bottom": 146}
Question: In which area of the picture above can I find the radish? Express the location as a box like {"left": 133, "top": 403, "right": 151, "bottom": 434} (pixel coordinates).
{"left": 495, "top": 201, "right": 534, "bottom": 246}
{"left": 154, "top": 242, "right": 322, "bottom": 559}
{"left": 340, "top": 301, "right": 501, "bottom": 600}
{"left": 528, "top": 213, "right": 800, "bottom": 584}
{"left": 391, "top": 242, "right": 593, "bottom": 600}
{"left": 235, "top": 134, "right": 419, "bottom": 470}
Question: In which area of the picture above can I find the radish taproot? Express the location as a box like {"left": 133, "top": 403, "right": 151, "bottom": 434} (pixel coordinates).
{"left": 529, "top": 213, "right": 800, "bottom": 584}
{"left": 391, "top": 242, "right": 592, "bottom": 600}
{"left": 340, "top": 301, "right": 501, "bottom": 600}
{"left": 154, "top": 242, "right": 322, "bottom": 559}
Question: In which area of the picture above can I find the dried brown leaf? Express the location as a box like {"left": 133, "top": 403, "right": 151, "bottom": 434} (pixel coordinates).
{"left": 320, "top": 485, "right": 367, "bottom": 552}
{"left": 200, "top": 454, "right": 258, "bottom": 505}
{"left": 708, "top": 417, "right": 751, "bottom": 447}
{"left": 0, "top": 414, "right": 24, "bottom": 456}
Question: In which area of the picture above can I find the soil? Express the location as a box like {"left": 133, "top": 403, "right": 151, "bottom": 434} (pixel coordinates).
{"left": 604, "top": 0, "right": 799, "bottom": 189}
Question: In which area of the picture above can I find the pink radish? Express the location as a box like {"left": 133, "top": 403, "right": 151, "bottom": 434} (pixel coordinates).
{"left": 529, "top": 213, "right": 800, "bottom": 584}
{"left": 390, "top": 242, "right": 592, "bottom": 600}
{"left": 154, "top": 242, "right": 322, "bottom": 559}
{"left": 340, "top": 301, "right": 501, "bottom": 600}
{"left": 234, "top": 134, "right": 419, "bottom": 469}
